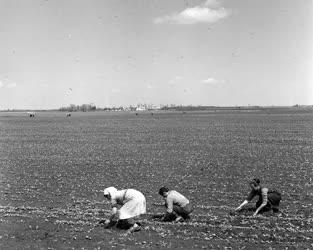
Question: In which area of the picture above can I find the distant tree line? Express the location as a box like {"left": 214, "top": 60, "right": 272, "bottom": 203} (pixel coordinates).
{"left": 59, "top": 104, "right": 156, "bottom": 112}
{"left": 59, "top": 104, "right": 313, "bottom": 112}
{"left": 59, "top": 104, "right": 138, "bottom": 112}
{"left": 160, "top": 105, "right": 265, "bottom": 111}
{"left": 59, "top": 104, "right": 97, "bottom": 112}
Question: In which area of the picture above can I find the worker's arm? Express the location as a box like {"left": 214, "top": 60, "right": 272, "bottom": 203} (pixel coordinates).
{"left": 253, "top": 188, "right": 268, "bottom": 216}
{"left": 162, "top": 196, "right": 175, "bottom": 221}
{"left": 235, "top": 200, "right": 249, "bottom": 211}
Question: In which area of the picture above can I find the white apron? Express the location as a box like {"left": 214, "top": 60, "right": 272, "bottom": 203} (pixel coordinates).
{"left": 117, "top": 189, "right": 146, "bottom": 219}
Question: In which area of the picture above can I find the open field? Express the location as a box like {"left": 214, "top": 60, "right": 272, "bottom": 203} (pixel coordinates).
{"left": 0, "top": 110, "right": 312, "bottom": 249}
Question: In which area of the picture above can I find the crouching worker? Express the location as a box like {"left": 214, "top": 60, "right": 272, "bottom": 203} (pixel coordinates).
{"left": 158, "top": 187, "right": 193, "bottom": 222}
{"left": 102, "top": 187, "right": 146, "bottom": 232}
{"left": 235, "top": 178, "right": 282, "bottom": 216}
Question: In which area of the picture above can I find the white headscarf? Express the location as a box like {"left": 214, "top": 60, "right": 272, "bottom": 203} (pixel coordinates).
{"left": 103, "top": 186, "right": 118, "bottom": 200}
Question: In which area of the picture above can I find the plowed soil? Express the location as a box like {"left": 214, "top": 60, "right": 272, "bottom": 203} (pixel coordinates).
{"left": 0, "top": 110, "right": 312, "bottom": 249}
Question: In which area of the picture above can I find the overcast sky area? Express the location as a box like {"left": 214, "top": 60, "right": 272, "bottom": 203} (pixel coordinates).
{"left": 0, "top": 0, "right": 312, "bottom": 109}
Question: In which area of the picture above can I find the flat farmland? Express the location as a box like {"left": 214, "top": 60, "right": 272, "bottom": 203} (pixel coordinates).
{"left": 0, "top": 110, "right": 312, "bottom": 249}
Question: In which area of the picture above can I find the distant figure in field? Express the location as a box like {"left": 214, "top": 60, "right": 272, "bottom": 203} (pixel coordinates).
{"left": 235, "top": 178, "right": 282, "bottom": 216}
{"left": 158, "top": 187, "right": 193, "bottom": 222}
{"left": 102, "top": 187, "right": 146, "bottom": 233}
{"left": 66, "top": 113, "right": 71, "bottom": 117}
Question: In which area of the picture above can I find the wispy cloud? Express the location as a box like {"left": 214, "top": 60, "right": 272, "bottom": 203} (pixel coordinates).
{"left": 174, "top": 76, "right": 183, "bottom": 80}
{"left": 6, "top": 82, "right": 17, "bottom": 88}
{"left": 154, "top": 0, "right": 230, "bottom": 25}
{"left": 111, "top": 88, "right": 120, "bottom": 93}
{"left": 169, "top": 76, "right": 183, "bottom": 86}
{"left": 40, "top": 83, "right": 49, "bottom": 87}
{"left": 201, "top": 77, "right": 224, "bottom": 85}
{"left": 0, "top": 80, "right": 17, "bottom": 88}
{"left": 147, "top": 84, "right": 158, "bottom": 89}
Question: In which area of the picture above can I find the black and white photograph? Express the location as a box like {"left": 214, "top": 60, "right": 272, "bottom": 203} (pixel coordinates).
{"left": 0, "top": 0, "right": 312, "bottom": 249}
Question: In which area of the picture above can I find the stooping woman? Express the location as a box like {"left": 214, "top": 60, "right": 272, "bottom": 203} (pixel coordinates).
{"left": 235, "top": 178, "right": 282, "bottom": 216}
{"left": 102, "top": 187, "right": 146, "bottom": 232}
{"left": 158, "top": 186, "right": 193, "bottom": 222}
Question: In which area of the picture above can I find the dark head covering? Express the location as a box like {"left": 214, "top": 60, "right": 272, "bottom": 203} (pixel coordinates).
{"left": 159, "top": 186, "right": 169, "bottom": 196}
{"left": 250, "top": 178, "right": 260, "bottom": 185}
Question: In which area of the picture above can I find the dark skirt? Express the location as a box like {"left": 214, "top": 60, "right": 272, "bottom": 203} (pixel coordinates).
{"left": 116, "top": 218, "right": 136, "bottom": 229}
{"left": 256, "top": 191, "right": 282, "bottom": 212}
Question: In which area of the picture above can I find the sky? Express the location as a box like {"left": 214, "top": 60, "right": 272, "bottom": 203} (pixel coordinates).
{"left": 0, "top": 0, "right": 312, "bottom": 109}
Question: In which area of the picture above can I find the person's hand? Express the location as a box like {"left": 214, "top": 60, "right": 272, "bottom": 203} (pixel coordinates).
{"left": 98, "top": 219, "right": 107, "bottom": 225}
{"left": 103, "top": 219, "right": 111, "bottom": 228}
{"left": 229, "top": 210, "right": 236, "bottom": 216}
{"left": 112, "top": 207, "right": 117, "bottom": 215}
{"left": 98, "top": 219, "right": 112, "bottom": 228}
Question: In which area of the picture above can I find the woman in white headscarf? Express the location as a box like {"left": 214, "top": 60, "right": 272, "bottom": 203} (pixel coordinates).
{"left": 102, "top": 187, "right": 146, "bottom": 232}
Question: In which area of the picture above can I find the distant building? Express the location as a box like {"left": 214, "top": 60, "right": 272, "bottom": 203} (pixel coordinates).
{"left": 27, "top": 111, "right": 35, "bottom": 117}
{"left": 136, "top": 105, "right": 146, "bottom": 111}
